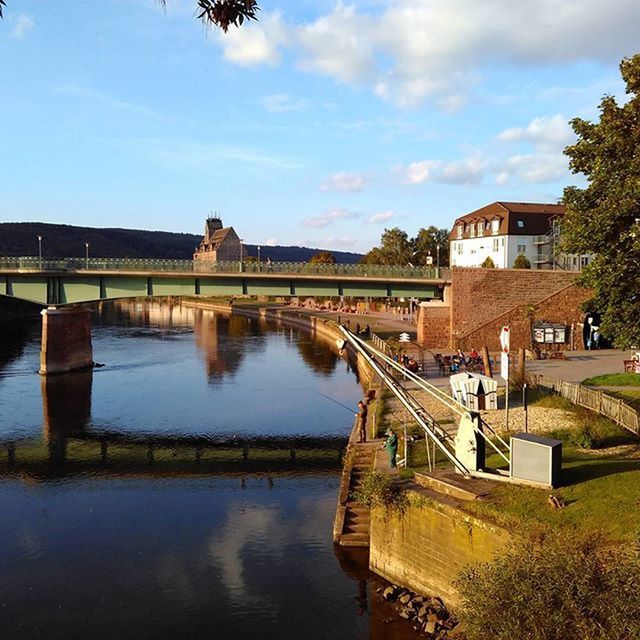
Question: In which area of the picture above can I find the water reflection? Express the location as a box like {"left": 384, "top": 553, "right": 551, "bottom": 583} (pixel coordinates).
{"left": 0, "top": 300, "right": 419, "bottom": 640}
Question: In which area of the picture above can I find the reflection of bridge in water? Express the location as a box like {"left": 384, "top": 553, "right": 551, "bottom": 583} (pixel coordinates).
{"left": 0, "top": 307, "right": 351, "bottom": 479}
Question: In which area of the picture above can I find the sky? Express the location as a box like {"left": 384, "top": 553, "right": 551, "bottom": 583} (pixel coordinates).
{"left": 1, "top": 0, "right": 638, "bottom": 253}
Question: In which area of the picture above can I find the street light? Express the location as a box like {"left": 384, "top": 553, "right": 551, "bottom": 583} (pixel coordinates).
{"left": 258, "top": 245, "right": 261, "bottom": 272}
{"left": 436, "top": 244, "right": 441, "bottom": 270}
{"left": 37, "top": 235, "right": 42, "bottom": 269}
{"left": 85, "top": 242, "right": 89, "bottom": 269}
{"left": 239, "top": 239, "right": 244, "bottom": 273}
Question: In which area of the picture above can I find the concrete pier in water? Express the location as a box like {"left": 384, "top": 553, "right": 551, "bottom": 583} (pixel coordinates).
{"left": 39, "top": 307, "right": 93, "bottom": 375}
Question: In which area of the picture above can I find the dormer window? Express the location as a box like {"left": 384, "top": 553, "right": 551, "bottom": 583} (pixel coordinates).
{"left": 491, "top": 219, "right": 500, "bottom": 235}
{"left": 477, "top": 221, "right": 484, "bottom": 236}
{"left": 469, "top": 223, "right": 476, "bottom": 238}
{"left": 456, "top": 224, "right": 463, "bottom": 239}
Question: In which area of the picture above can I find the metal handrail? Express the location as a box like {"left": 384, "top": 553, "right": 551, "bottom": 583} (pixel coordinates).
{"left": 0, "top": 256, "right": 448, "bottom": 280}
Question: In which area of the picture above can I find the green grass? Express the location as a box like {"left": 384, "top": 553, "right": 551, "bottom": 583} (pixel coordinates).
{"left": 582, "top": 372, "right": 640, "bottom": 386}
{"left": 607, "top": 389, "right": 640, "bottom": 411}
{"left": 462, "top": 423, "right": 640, "bottom": 544}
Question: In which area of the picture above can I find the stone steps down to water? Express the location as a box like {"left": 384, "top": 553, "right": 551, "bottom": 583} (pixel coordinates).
{"left": 334, "top": 436, "right": 382, "bottom": 547}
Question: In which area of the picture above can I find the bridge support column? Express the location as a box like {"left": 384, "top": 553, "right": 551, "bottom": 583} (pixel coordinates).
{"left": 39, "top": 307, "right": 93, "bottom": 375}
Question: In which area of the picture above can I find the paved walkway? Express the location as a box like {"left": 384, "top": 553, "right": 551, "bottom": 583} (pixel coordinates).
{"left": 525, "top": 349, "right": 637, "bottom": 383}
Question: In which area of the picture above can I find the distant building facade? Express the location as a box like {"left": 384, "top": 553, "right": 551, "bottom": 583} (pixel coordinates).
{"left": 193, "top": 216, "right": 242, "bottom": 262}
{"left": 449, "top": 201, "right": 592, "bottom": 271}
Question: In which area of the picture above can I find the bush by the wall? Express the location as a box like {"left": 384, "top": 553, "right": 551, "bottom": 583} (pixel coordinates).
{"left": 353, "top": 472, "right": 407, "bottom": 512}
{"left": 456, "top": 532, "right": 640, "bottom": 640}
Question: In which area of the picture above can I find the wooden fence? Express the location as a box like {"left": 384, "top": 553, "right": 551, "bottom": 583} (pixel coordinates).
{"left": 531, "top": 374, "right": 640, "bottom": 436}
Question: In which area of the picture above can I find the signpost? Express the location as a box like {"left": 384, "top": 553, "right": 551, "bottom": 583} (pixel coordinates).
{"left": 399, "top": 332, "right": 411, "bottom": 343}
{"left": 500, "top": 326, "right": 510, "bottom": 431}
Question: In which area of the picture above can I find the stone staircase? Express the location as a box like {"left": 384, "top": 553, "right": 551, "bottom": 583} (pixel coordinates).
{"left": 334, "top": 440, "right": 380, "bottom": 547}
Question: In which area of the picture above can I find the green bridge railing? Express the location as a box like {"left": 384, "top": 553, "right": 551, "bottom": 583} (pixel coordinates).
{"left": 0, "top": 257, "right": 447, "bottom": 280}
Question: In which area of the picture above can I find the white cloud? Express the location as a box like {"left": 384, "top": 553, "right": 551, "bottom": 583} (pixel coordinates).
{"left": 55, "top": 85, "right": 164, "bottom": 120}
{"left": 265, "top": 238, "right": 278, "bottom": 246}
{"left": 496, "top": 153, "right": 570, "bottom": 184}
{"left": 368, "top": 210, "right": 397, "bottom": 224}
{"left": 258, "top": 93, "right": 308, "bottom": 113}
{"left": 403, "top": 160, "right": 441, "bottom": 185}
{"left": 498, "top": 114, "right": 575, "bottom": 152}
{"left": 11, "top": 14, "right": 34, "bottom": 39}
{"left": 219, "top": 11, "right": 288, "bottom": 66}
{"left": 217, "top": 2, "right": 640, "bottom": 109}
{"left": 302, "top": 208, "right": 358, "bottom": 228}
{"left": 320, "top": 171, "right": 368, "bottom": 193}
{"left": 324, "top": 236, "right": 356, "bottom": 248}
{"left": 401, "top": 154, "right": 486, "bottom": 185}
{"left": 297, "top": 3, "right": 375, "bottom": 84}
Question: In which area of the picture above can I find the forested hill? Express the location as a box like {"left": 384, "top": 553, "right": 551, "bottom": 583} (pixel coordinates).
{"left": 0, "top": 222, "right": 363, "bottom": 263}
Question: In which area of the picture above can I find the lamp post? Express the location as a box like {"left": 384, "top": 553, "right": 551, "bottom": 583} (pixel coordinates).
{"left": 258, "top": 245, "right": 261, "bottom": 272}
{"left": 85, "top": 242, "right": 89, "bottom": 269}
{"left": 239, "top": 239, "right": 244, "bottom": 273}
{"left": 436, "top": 244, "right": 441, "bottom": 270}
{"left": 37, "top": 235, "right": 42, "bottom": 270}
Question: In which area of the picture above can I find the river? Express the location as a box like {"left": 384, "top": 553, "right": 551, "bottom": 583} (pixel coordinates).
{"left": 0, "top": 300, "right": 413, "bottom": 640}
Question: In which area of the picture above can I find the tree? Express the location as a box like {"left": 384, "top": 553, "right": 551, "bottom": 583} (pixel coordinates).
{"left": 513, "top": 254, "right": 531, "bottom": 269}
{"left": 0, "top": 1, "right": 260, "bottom": 31}
{"left": 362, "top": 226, "right": 449, "bottom": 266}
{"left": 412, "top": 226, "right": 450, "bottom": 267}
{"left": 480, "top": 256, "right": 495, "bottom": 268}
{"left": 308, "top": 251, "right": 336, "bottom": 265}
{"left": 561, "top": 54, "right": 640, "bottom": 349}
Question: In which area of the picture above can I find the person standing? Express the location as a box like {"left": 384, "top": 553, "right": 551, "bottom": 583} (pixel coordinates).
{"left": 356, "top": 401, "right": 368, "bottom": 443}
{"left": 593, "top": 329, "right": 600, "bottom": 349}
{"left": 382, "top": 428, "right": 398, "bottom": 468}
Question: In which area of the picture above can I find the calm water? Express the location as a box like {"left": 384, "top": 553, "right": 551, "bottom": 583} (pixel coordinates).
{"left": 0, "top": 301, "right": 412, "bottom": 640}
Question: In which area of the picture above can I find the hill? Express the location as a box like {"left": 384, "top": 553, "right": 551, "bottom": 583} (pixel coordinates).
{"left": 0, "top": 222, "right": 363, "bottom": 264}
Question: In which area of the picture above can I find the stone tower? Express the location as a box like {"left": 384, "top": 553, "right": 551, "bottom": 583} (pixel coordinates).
{"left": 204, "top": 216, "right": 224, "bottom": 243}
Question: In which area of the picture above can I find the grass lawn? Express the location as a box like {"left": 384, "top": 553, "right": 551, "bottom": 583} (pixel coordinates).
{"left": 582, "top": 372, "right": 640, "bottom": 386}
{"left": 463, "top": 428, "right": 640, "bottom": 544}
{"left": 398, "top": 387, "right": 640, "bottom": 544}
{"left": 606, "top": 388, "right": 640, "bottom": 411}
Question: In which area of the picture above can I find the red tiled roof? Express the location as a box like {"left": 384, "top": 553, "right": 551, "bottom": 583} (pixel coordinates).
{"left": 449, "top": 202, "right": 565, "bottom": 240}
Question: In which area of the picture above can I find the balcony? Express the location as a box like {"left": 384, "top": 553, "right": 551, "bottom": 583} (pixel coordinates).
{"left": 533, "top": 235, "right": 551, "bottom": 245}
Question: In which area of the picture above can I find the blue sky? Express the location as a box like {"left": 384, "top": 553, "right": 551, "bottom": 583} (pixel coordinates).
{"left": 1, "top": 1, "right": 637, "bottom": 253}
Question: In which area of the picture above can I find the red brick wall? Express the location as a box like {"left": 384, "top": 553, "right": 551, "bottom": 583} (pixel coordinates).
{"left": 450, "top": 267, "right": 578, "bottom": 340}
{"left": 454, "top": 283, "right": 591, "bottom": 352}
{"left": 417, "top": 304, "right": 451, "bottom": 349}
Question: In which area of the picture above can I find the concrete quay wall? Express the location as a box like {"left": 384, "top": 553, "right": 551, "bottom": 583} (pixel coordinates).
{"left": 369, "top": 491, "right": 511, "bottom": 608}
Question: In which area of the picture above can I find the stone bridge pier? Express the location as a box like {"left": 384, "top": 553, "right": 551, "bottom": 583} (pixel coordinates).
{"left": 39, "top": 307, "right": 93, "bottom": 375}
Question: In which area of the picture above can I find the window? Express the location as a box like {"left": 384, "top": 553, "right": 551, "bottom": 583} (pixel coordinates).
{"left": 517, "top": 244, "right": 526, "bottom": 254}
{"left": 456, "top": 225, "right": 463, "bottom": 239}
{"left": 492, "top": 238, "right": 499, "bottom": 252}
{"left": 580, "top": 256, "right": 589, "bottom": 267}
{"left": 457, "top": 243, "right": 463, "bottom": 256}
{"left": 491, "top": 219, "right": 500, "bottom": 235}
{"left": 477, "top": 221, "right": 484, "bottom": 236}
{"left": 517, "top": 220, "right": 524, "bottom": 228}
{"left": 469, "top": 223, "right": 476, "bottom": 238}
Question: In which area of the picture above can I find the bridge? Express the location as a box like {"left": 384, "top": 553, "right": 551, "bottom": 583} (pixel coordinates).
{"left": 0, "top": 257, "right": 448, "bottom": 305}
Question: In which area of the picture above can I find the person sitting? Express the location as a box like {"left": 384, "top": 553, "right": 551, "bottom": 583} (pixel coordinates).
{"left": 469, "top": 347, "right": 479, "bottom": 360}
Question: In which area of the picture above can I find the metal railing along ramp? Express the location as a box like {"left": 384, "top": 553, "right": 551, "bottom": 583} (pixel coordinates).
{"left": 339, "top": 327, "right": 511, "bottom": 477}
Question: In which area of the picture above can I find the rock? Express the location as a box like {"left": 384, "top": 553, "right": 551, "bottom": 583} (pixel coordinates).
{"left": 399, "top": 593, "right": 412, "bottom": 605}
{"left": 382, "top": 586, "right": 396, "bottom": 601}
{"left": 424, "top": 612, "right": 440, "bottom": 635}
{"left": 417, "top": 605, "right": 429, "bottom": 618}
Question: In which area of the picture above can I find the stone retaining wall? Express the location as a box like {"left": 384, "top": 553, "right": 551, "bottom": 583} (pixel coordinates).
{"left": 369, "top": 491, "right": 510, "bottom": 608}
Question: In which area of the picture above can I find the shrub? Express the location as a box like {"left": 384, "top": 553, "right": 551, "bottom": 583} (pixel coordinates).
{"left": 571, "top": 414, "right": 616, "bottom": 449}
{"left": 353, "top": 472, "right": 407, "bottom": 512}
{"left": 480, "top": 256, "right": 496, "bottom": 268}
{"left": 513, "top": 254, "right": 531, "bottom": 269}
{"left": 456, "top": 532, "right": 640, "bottom": 640}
